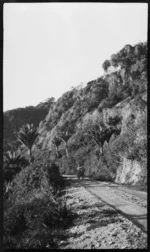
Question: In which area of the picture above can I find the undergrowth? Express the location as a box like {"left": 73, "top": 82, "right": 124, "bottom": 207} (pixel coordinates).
{"left": 3, "top": 159, "right": 75, "bottom": 249}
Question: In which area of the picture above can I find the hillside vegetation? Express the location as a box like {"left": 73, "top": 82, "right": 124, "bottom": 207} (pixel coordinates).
{"left": 34, "top": 42, "right": 147, "bottom": 186}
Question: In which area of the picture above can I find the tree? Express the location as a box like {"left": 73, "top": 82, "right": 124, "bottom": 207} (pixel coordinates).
{"left": 87, "top": 123, "right": 121, "bottom": 157}
{"left": 51, "top": 135, "right": 62, "bottom": 158}
{"left": 107, "top": 116, "right": 122, "bottom": 128}
{"left": 56, "top": 120, "right": 75, "bottom": 157}
{"left": 58, "top": 131, "right": 70, "bottom": 157}
{"left": 88, "top": 124, "right": 106, "bottom": 155}
{"left": 38, "top": 97, "right": 55, "bottom": 109}
{"left": 104, "top": 127, "right": 121, "bottom": 148}
{"left": 102, "top": 60, "right": 111, "bottom": 72}
{"left": 15, "top": 124, "right": 39, "bottom": 162}
{"left": 3, "top": 150, "right": 29, "bottom": 182}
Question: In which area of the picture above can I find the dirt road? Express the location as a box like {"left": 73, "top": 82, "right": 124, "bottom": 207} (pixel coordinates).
{"left": 59, "top": 175, "right": 147, "bottom": 249}
{"left": 81, "top": 179, "right": 147, "bottom": 232}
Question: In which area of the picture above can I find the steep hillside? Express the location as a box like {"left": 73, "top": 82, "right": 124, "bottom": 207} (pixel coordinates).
{"left": 33, "top": 42, "right": 147, "bottom": 186}
{"left": 3, "top": 97, "right": 55, "bottom": 152}
{"left": 4, "top": 42, "right": 147, "bottom": 186}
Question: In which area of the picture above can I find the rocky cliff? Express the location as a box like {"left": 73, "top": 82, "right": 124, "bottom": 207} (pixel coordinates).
{"left": 4, "top": 42, "right": 147, "bottom": 186}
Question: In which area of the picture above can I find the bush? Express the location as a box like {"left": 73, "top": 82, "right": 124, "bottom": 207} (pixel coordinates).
{"left": 45, "top": 162, "right": 66, "bottom": 194}
{"left": 3, "top": 151, "right": 29, "bottom": 183}
{"left": 110, "top": 115, "right": 147, "bottom": 164}
{"left": 98, "top": 97, "right": 120, "bottom": 112}
{"left": 4, "top": 195, "right": 72, "bottom": 249}
{"left": 3, "top": 157, "right": 73, "bottom": 249}
{"left": 83, "top": 152, "right": 99, "bottom": 176}
{"left": 6, "top": 165, "right": 45, "bottom": 205}
{"left": 4, "top": 204, "right": 27, "bottom": 237}
{"left": 127, "top": 137, "right": 147, "bottom": 163}
{"left": 102, "top": 60, "right": 111, "bottom": 72}
{"left": 5, "top": 157, "right": 66, "bottom": 204}
{"left": 93, "top": 167, "right": 114, "bottom": 182}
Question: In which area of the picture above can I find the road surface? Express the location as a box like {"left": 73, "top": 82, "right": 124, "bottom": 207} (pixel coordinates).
{"left": 63, "top": 175, "right": 147, "bottom": 232}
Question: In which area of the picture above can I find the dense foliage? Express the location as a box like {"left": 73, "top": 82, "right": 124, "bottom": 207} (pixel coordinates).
{"left": 3, "top": 155, "right": 73, "bottom": 249}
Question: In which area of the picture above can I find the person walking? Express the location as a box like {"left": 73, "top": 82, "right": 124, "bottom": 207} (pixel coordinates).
{"left": 77, "top": 164, "right": 85, "bottom": 180}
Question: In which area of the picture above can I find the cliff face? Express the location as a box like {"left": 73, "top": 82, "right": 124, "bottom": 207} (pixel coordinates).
{"left": 115, "top": 157, "right": 147, "bottom": 185}
{"left": 4, "top": 42, "right": 147, "bottom": 186}
{"left": 105, "top": 93, "right": 147, "bottom": 185}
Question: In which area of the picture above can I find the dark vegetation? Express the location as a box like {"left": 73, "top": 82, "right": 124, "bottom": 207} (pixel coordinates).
{"left": 3, "top": 97, "right": 55, "bottom": 153}
{"left": 3, "top": 159, "right": 75, "bottom": 249}
{"left": 3, "top": 125, "right": 74, "bottom": 249}
{"left": 3, "top": 42, "right": 147, "bottom": 248}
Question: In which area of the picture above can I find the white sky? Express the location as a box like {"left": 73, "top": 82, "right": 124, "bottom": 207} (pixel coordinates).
{"left": 3, "top": 3, "right": 148, "bottom": 111}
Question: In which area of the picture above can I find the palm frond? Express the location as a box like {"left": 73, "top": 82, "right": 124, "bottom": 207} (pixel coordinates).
{"left": 15, "top": 124, "right": 39, "bottom": 158}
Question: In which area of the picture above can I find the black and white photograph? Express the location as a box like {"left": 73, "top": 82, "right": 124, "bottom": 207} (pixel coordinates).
{"left": 3, "top": 2, "right": 147, "bottom": 249}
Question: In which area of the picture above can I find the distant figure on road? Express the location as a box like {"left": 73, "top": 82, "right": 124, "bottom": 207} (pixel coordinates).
{"left": 77, "top": 164, "right": 85, "bottom": 180}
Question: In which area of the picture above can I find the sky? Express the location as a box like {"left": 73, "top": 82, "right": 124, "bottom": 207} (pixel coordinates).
{"left": 3, "top": 3, "right": 148, "bottom": 111}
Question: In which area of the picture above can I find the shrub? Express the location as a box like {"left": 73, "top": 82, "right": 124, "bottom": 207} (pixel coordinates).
{"left": 4, "top": 195, "right": 72, "bottom": 249}
{"left": 4, "top": 204, "right": 27, "bottom": 237}
{"left": 45, "top": 162, "right": 66, "bottom": 194}
{"left": 109, "top": 122, "right": 147, "bottom": 166}
{"left": 4, "top": 154, "right": 66, "bottom": 206}
{"left": 6, "top": 165, "right": 45, "bottom": 205}
{"left": 3, "top": 151, "right": 29, "bottom": 183}
{"left": 98, "top": 97, "right": 120, "bottom": 112}
{"left": 102, "top": 60, "right": 111, "bottom": 72}
{"left": 92, "top": 167, "right": 114, "bottom": 182}
{"left": 84, "top": 153, "right": 99, "bottom": 176}
{"left": 3, "top": 157, "right": 73, "bottom": 249}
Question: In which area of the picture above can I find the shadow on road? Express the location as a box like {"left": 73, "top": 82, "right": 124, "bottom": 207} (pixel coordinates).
{"left": 63, "top": 175, "right": 147, "bottom": 233}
